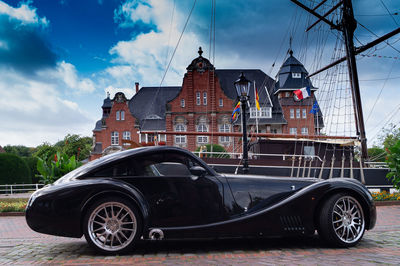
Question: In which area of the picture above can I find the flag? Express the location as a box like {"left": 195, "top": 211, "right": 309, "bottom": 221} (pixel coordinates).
{"left": 255, "top": 86, "right": 260, "bottom": 111}
{"left": 294, "top": 86, "right": 311, "bottom": 100}
{"left": 310, "top": 100, "right": 320, "bottom": 114}
{"left": 231, "top": 102, "right": 241, "bottom": 122}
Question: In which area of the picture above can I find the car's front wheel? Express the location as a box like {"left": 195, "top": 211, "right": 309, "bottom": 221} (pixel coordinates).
{"left": 318, "top": 193, "right": 365, "bottom": 247}
{"left": 83, "top": 197, "right": 142, "bottom": 254}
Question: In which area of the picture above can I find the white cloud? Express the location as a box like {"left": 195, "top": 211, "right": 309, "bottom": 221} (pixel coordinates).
{"left": 104, "top": 85, "right": 135, "bottom": 99}
{"left": 0, "top": 69, "right": 94, "bottom": 147}
{"left": 109, "top": 0, "right": 205, "bottom": 87}
{"left": 0, "top": 1, "right": 48, "bottom": 26}
{"left": 114, "top": 0, "right": 153, "bottom": 27}
{"left": 53, "top": 61, "right": 96, "bottom": 93}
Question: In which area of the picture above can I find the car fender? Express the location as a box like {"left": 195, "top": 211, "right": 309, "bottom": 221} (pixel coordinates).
{"left": 80, "top": 179, "right": 150, "bottom": 231}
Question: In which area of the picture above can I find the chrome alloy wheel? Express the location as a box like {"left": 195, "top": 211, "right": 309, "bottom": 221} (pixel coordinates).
{"left": 332, "top": 196, "right": 365, "bottom": 244}
{"left": 88, "top": 202, "right": 137, "bottom": 252}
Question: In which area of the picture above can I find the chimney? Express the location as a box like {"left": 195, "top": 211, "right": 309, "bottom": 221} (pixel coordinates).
{"left": 135, "top": 82, "right": 139, "bottom": 93}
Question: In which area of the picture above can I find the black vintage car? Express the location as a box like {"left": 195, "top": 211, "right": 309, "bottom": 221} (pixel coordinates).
{"left": 26, "top": 146, "right": 376, "bottom": 254}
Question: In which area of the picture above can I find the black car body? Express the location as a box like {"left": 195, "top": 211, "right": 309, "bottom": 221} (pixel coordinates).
{"left": 26, "top": 146, "right": 376, "bottom": 254}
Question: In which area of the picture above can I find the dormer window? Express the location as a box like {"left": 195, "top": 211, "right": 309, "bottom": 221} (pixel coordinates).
{"left": 292, "top": 73, "right": 301, "bottom": 78}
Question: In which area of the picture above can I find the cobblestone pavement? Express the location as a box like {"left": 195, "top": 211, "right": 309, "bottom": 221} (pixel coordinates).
{"left": 0, "top": 206, "right": 399, "bottom": 265}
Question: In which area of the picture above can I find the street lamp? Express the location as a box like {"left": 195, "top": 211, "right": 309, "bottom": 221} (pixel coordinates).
{"left": 234, "top": 72, "right": 251, "bottom": 174}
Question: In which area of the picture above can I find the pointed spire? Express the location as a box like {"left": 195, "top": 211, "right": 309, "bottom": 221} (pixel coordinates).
{"left": 198, "top": 46, "right": 203, "bottom": 57}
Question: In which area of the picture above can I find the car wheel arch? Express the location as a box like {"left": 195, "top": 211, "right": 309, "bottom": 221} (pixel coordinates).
{"left": 80, "top": 190, "right": 149, "bottom": 237}
{"left": 313, "top": 188, "right": 371, "bottom": 232}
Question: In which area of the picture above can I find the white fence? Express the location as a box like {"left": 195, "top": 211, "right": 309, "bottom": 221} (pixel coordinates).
{"left": 0, "top": 184, "right": 44, "bottom": 195}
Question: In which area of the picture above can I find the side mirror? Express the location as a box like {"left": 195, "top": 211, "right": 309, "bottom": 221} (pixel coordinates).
{"left": 189, "top": 166, "right": 207, "bottom": 177}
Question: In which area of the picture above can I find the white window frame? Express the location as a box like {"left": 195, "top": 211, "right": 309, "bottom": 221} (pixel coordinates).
{"left": 111, "top": 131, "right": 119, "bottom": 145}
{"left": 219, "top": 124, "right": 230, "bottom": 143}
{"left": 292, "top": 73, "right": 301, "bottom": 78}
{"left": 302, "top": 108, "right": 307, "bottom": 119}
{"left": 219, "top": 98, "right": 223, "bottom": 107}
{"left": 122, "top": 131, "right": 131, "bottom": 140}
{"left": 296, "top": 109, "right": 300, "bottom": 119}
{"left": 121, "top": 110, "right": 125, "bottom": 121}
{"left": 290, "top": 109, "right": 294, "bottom": 119}
{"left": 197, "top": 124, "right": 208, "bottom": 144}
{"left": 250, "top": 107, "right": 272, "bottom": 118}
{"left": 196, "top": 92, "right": 201, "bottom": 105}
{"left": 290, "top": 128, "right": 297, "bottom": 135}
{"left": 301, "top": 127, "right": 309, "bottom": 135}
{"left": 181, "top": 99, "right": 185, "bottom": 108}
{"left": 116, "top": 111, "right": 120, "bottom": 121}
{"left": 175, "top": 124, "right": 186, "bottom": 144}
{"left": 203, "top": 92, "right": 207, "bottom": 105}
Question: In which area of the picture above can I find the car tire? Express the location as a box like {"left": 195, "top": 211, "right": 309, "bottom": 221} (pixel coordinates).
{"left": 318, "top": 193, "right": 365, "bottom": 247}
{"left": 83, "top": 196, "right": 142, "bottom": 254}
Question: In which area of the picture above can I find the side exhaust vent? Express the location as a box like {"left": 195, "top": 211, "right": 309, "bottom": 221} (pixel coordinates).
{"left": 280, "top": 216, "right": 305, "bottom": 231}
{"left": 149, "top": 229, "right": 164, "bottom": 240}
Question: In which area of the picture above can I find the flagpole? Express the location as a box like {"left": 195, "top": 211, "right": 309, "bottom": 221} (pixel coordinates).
{"left": 254, "top": 81, "right": 259, "bottom": 136}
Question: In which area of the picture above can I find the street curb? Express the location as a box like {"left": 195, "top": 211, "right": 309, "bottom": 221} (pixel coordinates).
{"left": 0, "top": 212, "right": 25, "bottom": 217}
{"left": 375, "top": 201, "right": 400, "bottom": 206}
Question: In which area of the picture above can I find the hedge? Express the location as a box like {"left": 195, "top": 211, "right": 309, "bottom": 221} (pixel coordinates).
{"left": 0, "top": 153, "right": 31, "bottom": 185}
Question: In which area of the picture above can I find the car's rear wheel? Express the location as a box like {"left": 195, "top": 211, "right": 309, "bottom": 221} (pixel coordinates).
{"left": 318, "top": 193, "right": 365, "bottom": 247}
{"left": 83, "top": 197, "right": 142, "bottom": 254}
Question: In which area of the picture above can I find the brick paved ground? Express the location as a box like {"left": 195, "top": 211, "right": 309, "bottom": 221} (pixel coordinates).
{"left": 0, "top": 206, "right": 399, "bottom": 265}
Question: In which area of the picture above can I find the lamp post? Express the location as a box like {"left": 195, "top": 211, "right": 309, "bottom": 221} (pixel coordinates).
{"left": 234, "top": 72, "right": 251, "bottom": 174}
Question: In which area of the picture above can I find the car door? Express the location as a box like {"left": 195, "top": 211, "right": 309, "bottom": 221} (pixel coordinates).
{"left": 129, "top": 151, "right": 225, "bottom": 228}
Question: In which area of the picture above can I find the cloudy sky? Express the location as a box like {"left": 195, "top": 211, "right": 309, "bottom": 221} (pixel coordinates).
{"left": 0, "top": 0, "right": 399, "bottom": 147}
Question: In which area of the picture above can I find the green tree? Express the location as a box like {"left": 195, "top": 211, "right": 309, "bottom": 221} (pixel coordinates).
{"left": 380, "top": 123, "right": 400, "bottom": 149}
{"left": 194, "top": 144, "right": 230, "bottom": 158}
{"left": 59, "top": 134, "right": 92, "bottom": 161}
{"left": 34, "top": 142, "right": 57, "bottom": 162}
{"left": 0, "top": 153, "right": 31, "bottom": 185}
{"left": 3, "top": 145, "right": 34, "bottom": 157}
{"left": 368, "top": 146, "right": 386, "bottom": 162}
{"left": 385, "top": 139, "right": 400, "bottom": 190}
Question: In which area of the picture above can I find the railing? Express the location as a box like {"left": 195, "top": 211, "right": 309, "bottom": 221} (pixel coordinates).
{"left": 194, "top": 151, "right": 323, "bottom": 162}
{"left": 0, "top": 184, "right": 45, "bottom": 195}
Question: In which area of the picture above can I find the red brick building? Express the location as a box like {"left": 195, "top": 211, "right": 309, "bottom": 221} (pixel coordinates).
{"left": 90, "top": 48, "right": 322, "bottom": 160}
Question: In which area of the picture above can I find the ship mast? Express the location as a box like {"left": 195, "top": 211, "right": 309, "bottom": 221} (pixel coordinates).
{"left": 291, "top": 0, "right": 400, "bottom": 162}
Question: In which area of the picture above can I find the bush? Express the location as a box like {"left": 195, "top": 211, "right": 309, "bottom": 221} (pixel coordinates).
{"left": 0, "top": 153, "right": 31, "bottom": 185}
{"left": 386, "top": 139, "right": 400, "bottom": 190}
{"left": 22, "top": 156, "right": 40, "bottom": 183}
{"left": 194, "top": 144, "right": 230, "bottom": 158}
{"left": 37, "top": 151, "right": 82, "bottom": 184}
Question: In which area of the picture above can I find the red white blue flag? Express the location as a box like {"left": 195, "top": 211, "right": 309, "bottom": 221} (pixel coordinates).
{"left": 294, "top": 86, "right": 311, "bottom": 100}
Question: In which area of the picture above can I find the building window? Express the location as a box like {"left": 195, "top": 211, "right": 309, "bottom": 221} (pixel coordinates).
{"left": 290, "top": 109, "right": 294, "bottom": 119}
{"left": 111, "top": 131, "right": 119, "bottom": 145}
{"left": 302, "top": 108, "right": 307, "bottom": 119}
{"left": 121, "top": 111, "right": 125, "bottom": 120}
{"left": 175, "top": 124, "right": 186, "bottom": 144}
{"left": 196, "top": 92, "right": 201, "bottom": 105}
{"left": 292, "top": 73, "right": 301, "bottom": 78}
{"left": 301, "top": 127, "right": 309, "bottom": 135}
{"left": 123, "top": 131, "right": 131, "bottom": 140}
{"left": 203, "top": 92, "right": 207, "bottom": 105}
{"left": 250, "top": 107, "right": 272, "bottom": 118}
{"left": 285, "top": 92, "right": 290, "bottom": 97}
{"left": 181, "top": 99, "right": 185, "bottom": 108}
{"left": 197, "top": 124, "right": 208, "bottom": 144}
{"left": 219, "top": 98, "right": 223, "bottom": 107}
{"left": 219, "top": 124, "right": 230, "bottom": 143}
{"left": 290, "top": 128, "right": 297, "bottom": 135}
{"left": 296, "top": 109, "right": 300, "bottom": 119}
{"left": 116, "top": 111, "right": 120, "bottom": 121}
